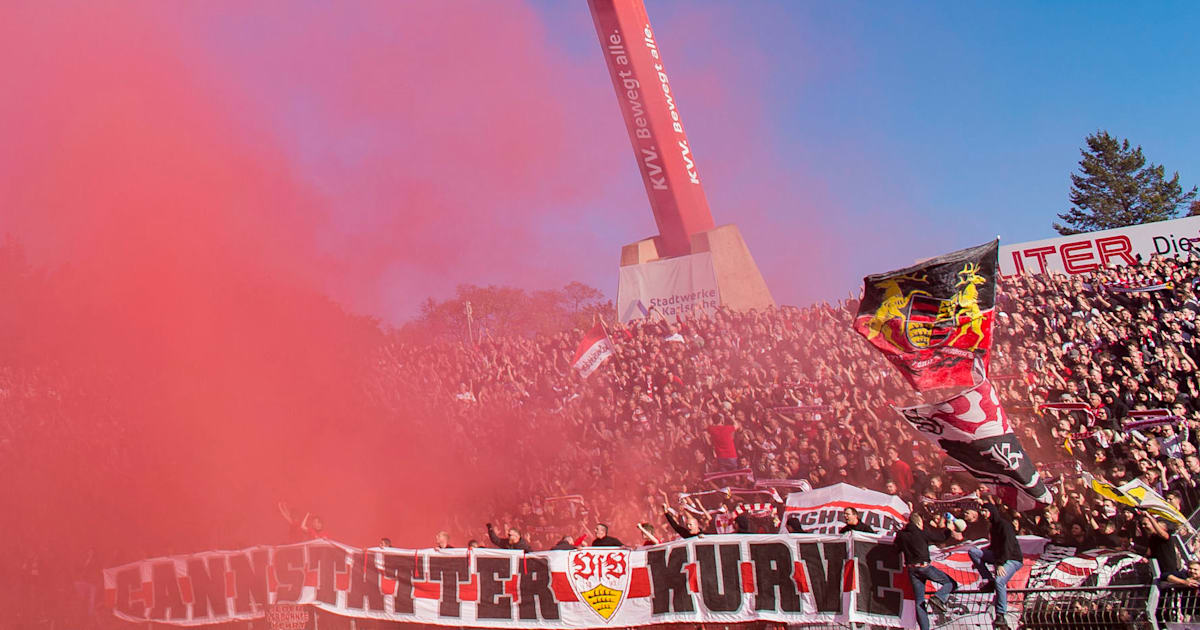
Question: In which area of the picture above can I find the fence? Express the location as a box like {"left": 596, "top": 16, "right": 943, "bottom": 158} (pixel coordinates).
{"left": 924, "top": 585, "right": 1155, "bottom": 630}
{"left": 1158, "top": 586, "right": 1200, "bottom": 628}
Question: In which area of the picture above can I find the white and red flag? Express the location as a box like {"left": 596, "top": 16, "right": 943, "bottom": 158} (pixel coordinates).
{"left": 894, "top": 376, "right": 1051, "bottom": 508}
{"left": 572, "top": 322, "right": 614, "bottom": 378}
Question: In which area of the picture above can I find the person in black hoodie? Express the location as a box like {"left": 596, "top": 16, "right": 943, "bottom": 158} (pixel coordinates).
{"left": 486, "top": 523, "right": 533, "bottom": 553}
{"left": 784, "top": 513, "right": 810, "bottom": 534}
{"left": 592, "top": 523, "right": 625, "bottom": 547}
{"left": 894, "top": 512, "right": 961, "bottom": 630}
{"left": 965, "top": 494, "right": 1022, "bottom": 629}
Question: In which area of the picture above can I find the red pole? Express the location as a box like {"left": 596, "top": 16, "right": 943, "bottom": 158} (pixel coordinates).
{"left": 587, "top": 0, "right": 716, "bottom": 258}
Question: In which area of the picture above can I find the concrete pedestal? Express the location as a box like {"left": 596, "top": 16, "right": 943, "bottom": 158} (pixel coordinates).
{"left": 619, "top": 224, "right": 775, "bottom": 313}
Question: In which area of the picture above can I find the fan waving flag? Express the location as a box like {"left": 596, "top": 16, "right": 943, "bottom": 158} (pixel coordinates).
{"left": 854, "top": 240, "right": 998, "bottom": 390}
{"left": 895, "top": 376, "right": 1052, "bottom": 508}
{"left": 572, "top": 322, "right": 614, "bottom": 378}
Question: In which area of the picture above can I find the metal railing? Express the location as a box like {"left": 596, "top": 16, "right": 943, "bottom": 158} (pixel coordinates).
{"left": 1157, "top": 585, "right": 1200, "bottom": 628}
{"left": 926, "top": 585, "right": 1154, "bottom": 629}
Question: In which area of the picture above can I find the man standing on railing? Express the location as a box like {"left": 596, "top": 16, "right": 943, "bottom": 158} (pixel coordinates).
{"left": 966, "top": 493, "right": 1023, "bottom": 630}
{"left": 1140, "top": 511, "right": 1182, "bottom": 581}
{"left": 895, "top": 512, "right": 962, "bottom": 630}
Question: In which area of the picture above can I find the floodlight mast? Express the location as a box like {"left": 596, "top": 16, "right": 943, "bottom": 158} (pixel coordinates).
{"left": 589, "top": 0, "right": 775, "bottom": 315}
{"left": 587, "top": 0, "right": 716, "bottom": 258}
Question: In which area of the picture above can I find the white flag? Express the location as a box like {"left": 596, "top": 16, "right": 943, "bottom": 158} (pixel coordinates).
{"left": 572, "top": 322, "right": 613, "bottom": 378}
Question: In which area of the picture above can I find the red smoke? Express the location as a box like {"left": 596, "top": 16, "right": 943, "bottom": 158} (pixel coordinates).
{"left": 0, "top": 0, "right": 643, "bottom": 563}
{"left": 0, "top": 0, "right": 855, "bottom": 580}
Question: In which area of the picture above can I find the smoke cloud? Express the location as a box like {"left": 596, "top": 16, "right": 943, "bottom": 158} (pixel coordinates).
{"left": 0, "top": 0, "right": 636, "bottom": 559}
{"left": 0, "top": 0, "right": 857, "bottom": 572}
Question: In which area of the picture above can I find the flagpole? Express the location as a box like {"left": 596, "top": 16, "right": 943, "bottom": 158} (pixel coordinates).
{"left": 464, "top": 300, "right": 474, "bottom": 345}
{"left": 598, "top": 316, "right": 616, "bottom": 347}
{"left": 598, "top": 316, "right": 627, "bottom": 377}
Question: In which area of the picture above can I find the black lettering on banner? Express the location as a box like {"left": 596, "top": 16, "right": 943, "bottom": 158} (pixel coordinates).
{"left": 695, "top": 543, "right": 742, "bottom": 612}
{"left": 648, "top": 546, "right": 694, "bottom": 614}
{"left": 476, "top": 556, "right": 514, "bottom": 619}
{"left": 749, "top": 543, "right": 800, "bottom": 612}
{"left": 518, "top": 557, "right": 559, "bottom": 620}
{"left": 186, "top": 556, "right": 229, "bottom": 618}
{"left": 854, "top": 539, "right": 903, "bottom": 618}
{"left": 864, "top": 512, "right": 891, "bottom": 531}
{"left": 1155, "top": 236, "right": 1170, "bottom": 255}
{"left": 382, "top": 553, "right": 416, "bottom": 614}
{"left": 309, "top": 544, "right": 346, "bottom": 606}
{"left": 115, "top": 566, "right": 145, "bottom": 616}
{"left": 428, "top": 556, "right": 469, "bottom": 617}
{"left": 149, "top": 561, "right": 187, "bottom": 620}
{"left": 346, "top": 551, "right": 386, "bottom": 612}
{"left": 230, "top": 548, "right": 271, "bottom": 614}
{"left": 273, "top": 546, "right": 306, "bottom": 603}
{"left": 797, "top": 541, "right": 847, "bottom": 614}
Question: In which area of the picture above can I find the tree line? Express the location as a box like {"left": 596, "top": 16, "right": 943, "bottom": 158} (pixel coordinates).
{"left": 1055, "top": 130, "right": 1197, "bottom": 235}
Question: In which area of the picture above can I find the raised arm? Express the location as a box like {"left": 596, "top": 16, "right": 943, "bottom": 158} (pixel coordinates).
{"left": 1142, "top": 513, "right": 1171, "bottom": 540}
{"left": 638, "top": 523, "right": 661, "bottom": 545}
{"left": 487, "top": 523, "right": 506, "bottom": 547}
{"left": 277, "top": 501, "right": 295, "bottom": 524}
{"left": 664, "top": 506, "right": 690, "bottom": 538}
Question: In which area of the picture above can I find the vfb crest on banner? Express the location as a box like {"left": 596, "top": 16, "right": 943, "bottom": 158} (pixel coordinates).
{"left": 567, "top": 549, "right": 630, "bottom": 622}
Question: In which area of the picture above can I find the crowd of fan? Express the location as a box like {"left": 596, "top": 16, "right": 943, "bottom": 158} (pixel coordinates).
{"left": 9, "top": 254, "right": 1200, "bottom": 628}
{"left": 367, "top": 255, "right": 1200, "bottom": 562}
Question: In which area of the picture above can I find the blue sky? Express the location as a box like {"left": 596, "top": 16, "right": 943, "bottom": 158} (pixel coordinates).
{"left": 7, "top": 1, "right": 1196, "bottom": 321}
{"left": 505, "top": 1, "right": 1200, "bottom": 310}
{"left": 646, "top": 2, "right": 1195, "bottom": 232}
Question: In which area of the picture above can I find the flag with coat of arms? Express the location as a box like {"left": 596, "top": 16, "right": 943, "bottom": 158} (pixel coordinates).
{"left": 853, "top": 240, "right": 998, "bottom": 391}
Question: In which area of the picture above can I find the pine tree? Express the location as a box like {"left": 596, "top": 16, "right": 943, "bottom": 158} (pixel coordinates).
{"left": 1054, "top": 131, "right": 1197, "bottom": 235}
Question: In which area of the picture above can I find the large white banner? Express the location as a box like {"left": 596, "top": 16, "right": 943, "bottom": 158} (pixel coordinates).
{"left": 1000, "top": 215, "right": 1200, "bottom": 277}
{"left": 104, "top": 535, "right": 1147, "bottom": 629}
{"left": 781, "top": 483, "right": 910, "bottom": 535}
{"left": 616, "top": 252, "right": 719, "bottom": 323}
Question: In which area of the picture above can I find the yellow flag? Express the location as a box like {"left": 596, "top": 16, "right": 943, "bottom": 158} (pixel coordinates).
{"left": 1082, "top": 473, "right": 1192, "bottom": 531}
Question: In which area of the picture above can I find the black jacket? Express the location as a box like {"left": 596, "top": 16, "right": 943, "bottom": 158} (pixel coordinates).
{"left": 984, "top": 504, "right": 1021, "bottom": 564}
{"left": 487, "top": 527, "right": 533, "bottom": 553}
{"left": 785, "top": 515, "right": 808, "bottom": 534}
{"left": 840, "top": 521, "right": 875, "bottom": 534}
{"left": 894, "top": 520, "right": 951, "bottom": 565}
{"left": 592, "top": 535, "right": 625, "bottom": 547}
{"left": 665, "top": 511, "right": 701, "bottom": 538}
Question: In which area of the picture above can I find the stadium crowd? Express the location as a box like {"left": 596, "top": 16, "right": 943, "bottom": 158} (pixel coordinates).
{"left": 7, "top": 253, "right": 1200, "bottom": 627}
{"left": 367, "top": 254, "right": 1200, "bottom": 555}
